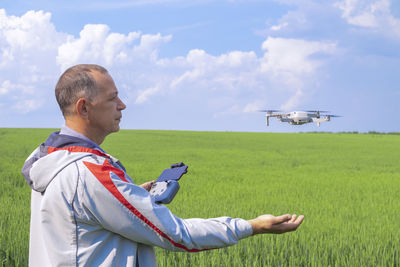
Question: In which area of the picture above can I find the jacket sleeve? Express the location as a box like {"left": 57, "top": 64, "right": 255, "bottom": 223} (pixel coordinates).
{"left": 76, "top": 158, "right": 253, "bottom": 252}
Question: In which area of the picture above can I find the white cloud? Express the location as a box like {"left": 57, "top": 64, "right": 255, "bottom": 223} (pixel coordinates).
{"left": 147, "top": 37, "right": 335, "bottom": 112}
{"left": 57, "top": 25, "right": 172, "bottom": 71}
{"left": 335, "top": 0, "right": 381, "bottom": 27}
{"left": 243, "top": 100, "right": 265, "bottom": 112}
{"left": 265, "top": 0, "right": 400, "bottom": 43}
{"left": 0, "top": 9, "right": 66, "bottom": 68}
{"left": 258, "top": 37, "right": 336, "bottom": 109}
{"left": 281, "top": 89, "right": 303, "bottom": 110}
{"left": 270, "top": 22, "right": 289, "bottom": 31}
{"left": 0, "top": 8, "right": 337, "bottom": 121}
{"left": 0, "top": 80, "right": 34, "bottom": 95}
{"left": 0, "top": 9, "right": 67, "bottom": 113}
{"left": 135, "top": 85, "right": 161, "bottom": 104}
{"left": 0, "top": 10, "right": 60, "bottom": 51}
{"left": 167, "top": 49, "right": 259, "bottom": 92}
{"left": 260, "top": 37, "right": 336, "bottom": 76}
{"left": 335, "top": 0, "right": 400, "bottom": 38}
{"left": 0, "top": 80, "right": 11, "bottom": 95}
{"left": 57, "top": 24, "right": 142, "bottom": 70}
{"left": 133, "top": 33, "right": 172, "bottom": 61}
{"left": 12, "top": 99, "right": 43, "bottom": 113}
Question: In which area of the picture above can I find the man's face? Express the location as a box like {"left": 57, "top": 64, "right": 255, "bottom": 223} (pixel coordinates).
{"left": 87, "top": 72, "right": 126, "bottom": 137}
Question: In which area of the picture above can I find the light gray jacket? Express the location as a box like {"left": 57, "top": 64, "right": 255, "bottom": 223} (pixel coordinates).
{"left": 22, "top": 132, "right": 253, "bottom": 266}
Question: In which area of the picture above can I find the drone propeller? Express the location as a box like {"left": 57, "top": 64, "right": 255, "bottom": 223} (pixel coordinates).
{"left": 325, "top": 114, "right": 342, "bottom": 117}
{"left": 257, "top": 109, "right": 282, "bottom": 113}
{"left": 305, "top": 110, "right": 330, "bottom": 113}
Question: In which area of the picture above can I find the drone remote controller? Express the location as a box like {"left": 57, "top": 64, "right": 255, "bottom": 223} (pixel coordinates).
{"left": 149, "top": 162, "right": 188, "bottom": 204}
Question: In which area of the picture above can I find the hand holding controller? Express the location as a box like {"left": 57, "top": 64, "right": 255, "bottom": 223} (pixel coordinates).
{"left": 150, "top": 162, "right": 188, "bottom": 204}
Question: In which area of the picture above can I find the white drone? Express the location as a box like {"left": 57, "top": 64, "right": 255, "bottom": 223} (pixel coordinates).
{"left": 259, "top": 110, "right": 341, "bottom": 127}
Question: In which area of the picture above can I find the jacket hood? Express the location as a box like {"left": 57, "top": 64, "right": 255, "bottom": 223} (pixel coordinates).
{"left": 22, "top": 131, "right": 104, "bottom": 192}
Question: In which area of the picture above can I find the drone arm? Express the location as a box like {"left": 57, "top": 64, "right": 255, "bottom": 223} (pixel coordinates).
{"left": 265, "top": 113, "right": 284, "bottom": 126}
{"left": 312, "top": 117, "right": 329, "bottom": 126}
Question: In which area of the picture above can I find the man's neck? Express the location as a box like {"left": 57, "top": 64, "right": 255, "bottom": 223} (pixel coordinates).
{"left": 65, "top": 120, "right": 105, "bottom": 145}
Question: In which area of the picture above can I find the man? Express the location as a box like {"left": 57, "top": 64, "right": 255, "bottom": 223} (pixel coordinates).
{"left": 22, "top": 64, "right": 304, "bottom": 266}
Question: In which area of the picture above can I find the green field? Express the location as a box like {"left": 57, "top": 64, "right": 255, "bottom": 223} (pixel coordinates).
{"left": 1, "top": 128, "right": 399, "bottom": 266}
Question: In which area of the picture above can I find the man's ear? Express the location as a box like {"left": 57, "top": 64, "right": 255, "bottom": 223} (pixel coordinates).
{"left": 75, "top": 98, "right": 89, "bottom": 119}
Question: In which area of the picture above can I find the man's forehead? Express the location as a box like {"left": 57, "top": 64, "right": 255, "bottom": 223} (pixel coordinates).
{"left": 91, "top": 71, "right": 117, "bottom": 93}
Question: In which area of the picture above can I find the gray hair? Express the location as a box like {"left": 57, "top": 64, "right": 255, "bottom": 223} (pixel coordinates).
{"left": 55, "top": 64, "right": 108, "bottom": 117}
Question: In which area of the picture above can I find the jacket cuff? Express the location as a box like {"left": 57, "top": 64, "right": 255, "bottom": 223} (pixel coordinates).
{"left": 236, "top": 219, "right": 254, "bottom": 239}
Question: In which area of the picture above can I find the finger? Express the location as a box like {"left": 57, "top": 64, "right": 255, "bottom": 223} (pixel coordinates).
{"left": 270, "top": 214, "right": 305, "bottom": 233}
{"left": 295, "top": 215, "right": 305, "bottom": 225}
{"left": 273, "top": 214, "right": 292, "bottom": 224}
{"left": 289, "top": 214, "right": 297, "bottom": 223}
{"left": 140, "top": 181, "right": 154, "bottom": 191}
{"left": 284, "top": 215, "right": 305, "bottom": 231}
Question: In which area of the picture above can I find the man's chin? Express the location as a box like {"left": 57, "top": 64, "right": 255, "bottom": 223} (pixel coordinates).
{"left": 106, "top": 126, "right": 120, "bottom": 135}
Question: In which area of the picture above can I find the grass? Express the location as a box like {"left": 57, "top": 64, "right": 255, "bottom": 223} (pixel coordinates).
{"left": 0, "top": 128, "right": 399, "bottom": 266}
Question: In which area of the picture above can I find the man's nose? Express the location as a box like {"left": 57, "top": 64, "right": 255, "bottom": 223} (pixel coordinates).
{"left": 118, "top": 97, "right": 126, "bottom": 110}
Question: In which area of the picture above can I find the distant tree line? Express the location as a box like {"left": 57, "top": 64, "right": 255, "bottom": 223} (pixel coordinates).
{"left": 302, "top": 131, "right": 400, "bottom": 135}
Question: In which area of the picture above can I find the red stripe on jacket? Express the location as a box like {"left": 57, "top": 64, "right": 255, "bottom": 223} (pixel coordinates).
{"left": 83, "top": 160, "right": 208, "bottom": 252}
{"left": 48, "top": 146, "right": 110, "bottom": 159}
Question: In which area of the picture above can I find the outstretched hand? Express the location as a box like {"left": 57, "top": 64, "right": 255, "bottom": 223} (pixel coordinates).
{"left": 248, "top": 214, "right": 304, "bottom": 235}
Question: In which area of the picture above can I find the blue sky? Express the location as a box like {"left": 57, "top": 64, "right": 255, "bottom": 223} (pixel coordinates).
{"left": 1, "top": 0, "right": 399, "bottom": 132}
